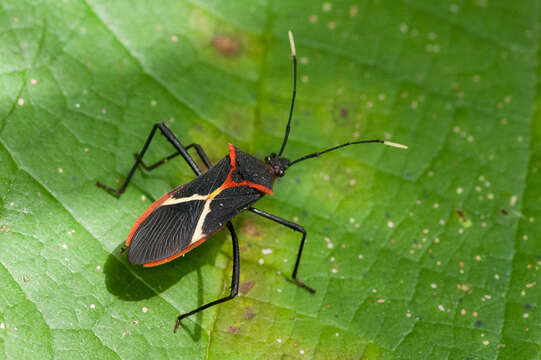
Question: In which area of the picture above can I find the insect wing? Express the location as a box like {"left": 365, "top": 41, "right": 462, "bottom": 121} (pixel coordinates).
{"left": 126, "top": 157, "right": 232, "bottom": 266}
{"left": 202, "top": 186, "right": 262, "bottom": 235}
{"left": 127, "top": 199, "right": 206, "bottom": 265}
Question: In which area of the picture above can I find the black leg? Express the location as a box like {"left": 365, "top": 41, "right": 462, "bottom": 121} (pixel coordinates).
{"left": 136, "top": 143, "right": 212, "bottom": 172}
{"left": 96, "top": 123, "right": 203, "bottom": 196}
{"left": 248, "top": 207, "right": 315, "bottom": 294}
{"left": 135, "top": 151, "right": 180, "bottom": 171}
{"left": 174, "top": 222, "right": 239, "bottom": 332}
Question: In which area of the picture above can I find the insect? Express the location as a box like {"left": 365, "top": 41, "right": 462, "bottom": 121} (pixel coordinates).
{"left": 97, "top": 31, "right": 407, "bottom": 332}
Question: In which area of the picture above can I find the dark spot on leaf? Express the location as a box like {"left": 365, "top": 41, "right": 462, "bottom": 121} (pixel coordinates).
{"left": 524, "top": 304, "right": 532, "bottom": 310}
{"left": 456, "top": 209, "right": 469, "bottom": 224}
{"left": 364, "top": 241, "right": 370, "bottom": 246}
{"left": 72, "top": 176, "right": 77, "bottom": 182}
{"left": 302, "top": 210, "right": 308, "bottom": 217}
{"left": 212, "top": 36, "right": 241, "bottom": 57}
{"left": 501, "top": 209, "right": 508, "bottom": 215}
{"left": 228, "top": 325, "right": 240, "bottom": 334}
{"left": 340, "top": 108, "right": 349, "bottom": 118}
{"left": 475, "top": 320, "right": 483, "bottom": 327}
{"left": 295, "top": 178, "right": 301, "bottom": 184}
{"left": 385, "top": 212, "right": 391, "bottom": 218}
{"left": 405, "top": 172, "right": 413, "bottom": 179}
{"left": 239, "top": 280, "right": 255, "bottom": 296}
{"left": 241, "top": 218, "right": 261, "bottom": 237}
{"left": 423, "top": 193, "right": 429, "bottom": 199}
{"left": 244, "top": 307, "right": 256, "bottom": 320}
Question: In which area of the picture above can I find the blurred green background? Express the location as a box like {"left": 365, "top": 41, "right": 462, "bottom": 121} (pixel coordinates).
{"left": 0, "top": 0, "right": 540, "bottom": 359}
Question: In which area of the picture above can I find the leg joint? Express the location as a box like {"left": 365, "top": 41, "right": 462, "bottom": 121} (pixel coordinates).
{"left": 294, "top": 224, "right": 306, "bottom": 234}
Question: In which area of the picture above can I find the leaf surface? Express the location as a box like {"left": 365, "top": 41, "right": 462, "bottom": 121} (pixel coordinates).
{"left": 0, "top": 0, "right": 539, "bottom": 359}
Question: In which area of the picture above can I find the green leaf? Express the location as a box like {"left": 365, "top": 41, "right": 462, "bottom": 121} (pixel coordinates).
{"left": 0, "top": 0, "right": 539, "bottom": 359}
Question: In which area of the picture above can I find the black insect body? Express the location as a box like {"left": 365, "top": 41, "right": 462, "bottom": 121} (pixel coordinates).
{"left": 97, "top": 31, "right": 407, "bottom": 332}
{"left": 126, "top": 144, "right": 275, "bottom": 268}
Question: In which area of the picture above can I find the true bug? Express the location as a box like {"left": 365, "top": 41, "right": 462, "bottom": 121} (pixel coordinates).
{"left": 97, "top": 31, "right": 407, "bottom": 332}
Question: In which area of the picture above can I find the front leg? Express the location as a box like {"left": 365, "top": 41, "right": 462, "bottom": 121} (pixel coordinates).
{"left": 248, "top": 207, "right": 315, "bottom": 294}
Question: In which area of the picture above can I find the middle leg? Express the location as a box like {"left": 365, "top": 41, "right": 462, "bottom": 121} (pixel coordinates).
{"left": 248, "top": 207, "right": 315, "bottom": 294}
{"left": 136, "top": 143, "right": 212, "bottom": 171}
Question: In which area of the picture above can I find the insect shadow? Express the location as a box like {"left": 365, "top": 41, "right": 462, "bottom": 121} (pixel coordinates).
{"left": 103, "top": 230, "right": 228, "bottom": 340}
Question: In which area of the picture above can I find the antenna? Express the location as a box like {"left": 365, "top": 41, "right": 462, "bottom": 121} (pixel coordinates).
{"left": 289, "top": 140, "right": 408, "bottom": 166}
{"left": 278, "top": 30, "right": 297, "bottom": 157}
{"left": 277, "top": 31, "right": 408, "bottom": 165}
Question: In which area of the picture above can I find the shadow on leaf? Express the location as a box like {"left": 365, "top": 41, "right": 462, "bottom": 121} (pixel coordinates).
{"left": 103, "top": 233, "right": 228, "bottom": 340}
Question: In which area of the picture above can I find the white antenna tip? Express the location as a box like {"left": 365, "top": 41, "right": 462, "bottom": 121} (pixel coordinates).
{"left": 288, "top": 30, "right": 296, "bottom": 57}
{"left": 383, "top": 141, "right": 408, "bottom": 149}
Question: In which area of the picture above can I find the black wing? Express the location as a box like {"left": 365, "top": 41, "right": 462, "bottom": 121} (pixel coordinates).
{"left": 170, "top": 157, "right": 231, "bottom": 198}
{"left": 202, "top": 186, "right": 263, "bottom": 235}
{"left": 127, "top": 200, "right": 206, "bottom": 265}
{"left": 126, "top": 157, "right": 232, "bottom": 265}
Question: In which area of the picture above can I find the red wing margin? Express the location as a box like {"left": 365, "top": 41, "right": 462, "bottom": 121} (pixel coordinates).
{"left": 127, "top": 200, "right": 205, "bottom": 265}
